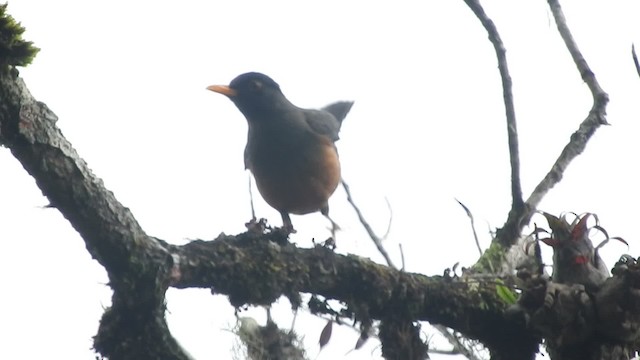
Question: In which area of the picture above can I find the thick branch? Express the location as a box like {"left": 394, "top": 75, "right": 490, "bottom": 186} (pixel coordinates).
{"left": 168, "top": 232, "right": 539, "bottom": 357}
{"left": 0, "top": 68, "right": 188, "bottom": 359}
{"left": 0, "top": 70, "right": 166, "bottom": 276}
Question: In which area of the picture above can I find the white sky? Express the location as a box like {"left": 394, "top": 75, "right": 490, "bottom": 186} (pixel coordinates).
{"left": 1, "top": 1, "right": 639, "bottom": 359}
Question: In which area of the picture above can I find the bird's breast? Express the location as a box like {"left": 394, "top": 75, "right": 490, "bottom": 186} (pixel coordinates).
{"left": 246, "top": 127, "right": 341, "bottom": 215}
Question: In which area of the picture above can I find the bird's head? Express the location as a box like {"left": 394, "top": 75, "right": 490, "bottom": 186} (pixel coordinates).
{"left": 207, "top": 72, "right": 288, "bottom": 120}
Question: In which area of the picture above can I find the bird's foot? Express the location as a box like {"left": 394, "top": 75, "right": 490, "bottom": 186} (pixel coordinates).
{"left": 313, "top": 237, "right": 336, "bottom": 250}
{"left": 321, "top": 211, "right": 340, "bottom": 240}
{"left": 276, "top": 224, "right": 296, "bottom": 235}
{"left": 279, "top": 212, "right": 297, "bottom": 234}
{"left": 329, "top": 223, "right": 339, "bottom": 242}
{"left": 246, "top": 218, "right": 269, "bottom": 234}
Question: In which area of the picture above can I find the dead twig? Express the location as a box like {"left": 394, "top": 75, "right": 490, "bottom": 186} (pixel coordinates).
{"left": 632, "top": 44, "right": 640, "bottom": 79}
{"left": 463, "top": 0, "right": 527, "bottom": 250}
{"left": 399, "top": 244, "right": 406, "bottom": 271}
{"left": 463, "top": 0, "right": 523, "bottom": 214}
{"left": 455, "top": 198, "right": 483, "bottom": 256}
{"left": 433, "top": 324, "right": 484, "bottom": 360}
{"left": 341, "top": 179, "right": 396, "bottom": 269}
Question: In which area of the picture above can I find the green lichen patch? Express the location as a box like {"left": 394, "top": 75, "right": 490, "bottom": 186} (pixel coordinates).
{"left": 0, "top": 3, "right": 39, "bottom": 67}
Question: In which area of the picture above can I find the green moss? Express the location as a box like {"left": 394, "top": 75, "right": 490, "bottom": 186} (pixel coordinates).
{"left": 0, "top": 3, "right": 39, "bottom": 67}
{"left": 474, "top": 242, "right": 505, "bottom": 273}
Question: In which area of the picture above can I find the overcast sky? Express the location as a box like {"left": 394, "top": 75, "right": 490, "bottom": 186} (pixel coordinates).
{"left": 1, "top": 1, "right": 639, "bottom": 359}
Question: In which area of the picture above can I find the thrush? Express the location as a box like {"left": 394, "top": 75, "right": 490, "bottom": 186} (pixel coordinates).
{"left": 207, "top": 72, "right": 353, "bottom": 232}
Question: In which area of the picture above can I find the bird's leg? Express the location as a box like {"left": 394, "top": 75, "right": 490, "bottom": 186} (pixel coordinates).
{"left": 247, "top": 173, "right": 257, "bottom": 221}
{"left": 266, "top": 306, "right": 273, "bottom": 325}
{"left": 321, "top": 206, "right": 340, "bottom": 242}
{"left": 290, "top": 308, "right": 298, "bottom": 332}
{"left": 280, "top": 212, "right": 296, "bottom": 233}
{"left": 244, "top": 174, "right": 265, "bottom": 233}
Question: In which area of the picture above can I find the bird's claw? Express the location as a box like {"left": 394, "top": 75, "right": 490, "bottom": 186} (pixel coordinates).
{"left": 245, "top": 218, "right": 269, "bottom": 234}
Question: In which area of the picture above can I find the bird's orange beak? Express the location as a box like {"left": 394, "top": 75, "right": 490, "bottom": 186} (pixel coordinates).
{"left": 206, "top": 85, "right": 237, "bottom": 97}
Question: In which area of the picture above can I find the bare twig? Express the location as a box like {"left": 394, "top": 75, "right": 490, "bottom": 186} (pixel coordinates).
{"left": 341, "top": 179, "right": 396, "bottom": 269}
{"left": 248, "top": 174, "right": 256, "bottom": 220}
{"left": 463, "top": 0, "right": 523, "bottom": 214}
{"left": 455, "top": 199, "right": 483, "bottom": 256}
{"left": 632, "top": 44, "right": 640, "bottom": 79}
{"left": 463, "top": 0, "right": 531, "bottom": 251}
{"left": 433, "top": 325, "right": 483, "bottom": 360}
{"left": 399, "top": 244, "right": 406, "bottom": 271}
{"left": 547, "top": 0, "right": 608, "bottom": 99}
{"left": 525, "top": 0, "right": 609, "bottom": 217}
{"left": 382, "top": 197, "right": 393, "bottom": 239}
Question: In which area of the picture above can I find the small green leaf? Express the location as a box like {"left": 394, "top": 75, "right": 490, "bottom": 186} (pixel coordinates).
{"left": 495, "top": 281, "right": 517, "bottom": 305}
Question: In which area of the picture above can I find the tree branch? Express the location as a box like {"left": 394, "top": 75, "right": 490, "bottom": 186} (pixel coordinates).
{"left": 522, "top": 0, "right": 609, "bottom": 224}
{"left": 463, "top": 0, "right": 524, "bottom": 221}
{"left": 0, "top": 68, "right": 189, "bottom": 360}
{"left": 167, "top": 232, "right": 539, "bottom": 357}
{"left": 464, "top": 0, "right": 610, "bottom": 250}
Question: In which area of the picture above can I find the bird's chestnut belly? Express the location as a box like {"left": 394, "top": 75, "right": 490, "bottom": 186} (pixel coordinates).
{"left": 249, "top": 139, "right": 341, "bottom": 215}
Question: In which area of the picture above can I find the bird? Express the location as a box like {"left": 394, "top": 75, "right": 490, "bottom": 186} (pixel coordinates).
{"left": 207, "top": 72, "right": 353, "bottom": 233}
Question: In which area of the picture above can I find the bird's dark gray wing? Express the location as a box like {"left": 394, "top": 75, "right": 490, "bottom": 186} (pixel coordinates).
{"left": 304, "top": 101, "right": 354, "bottom": 142}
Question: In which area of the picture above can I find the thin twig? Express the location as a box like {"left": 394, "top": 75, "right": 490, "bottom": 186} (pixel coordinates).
{"left": 455, "top": 199, "right": 483, "bottom": 256}
{"left": 433, "top": 325, "right": 483, "bottom": 360}
{"left": 632, "top": 44, "right": 640, "bottom": 79}
{"left": 382, "top": 197, "right": 393, "bottom": 239}
{"left": 399, "top": 244, "right": 406, "bottom": 271}
{"left": 248, "top": 174, "right": 256, "bottom": 220}
{"left": 463, "top": 0, "right": 523, "bottom": 215}
{"left": 341, "top": 179, "right": 396, "bottom": 269}
{"left": 547, "top": 0, "right": 607, "bottom": 98}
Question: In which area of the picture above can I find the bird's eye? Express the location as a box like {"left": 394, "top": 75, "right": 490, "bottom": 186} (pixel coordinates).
{"left": 249, "top": 80, "right": 262, "bottom": 92}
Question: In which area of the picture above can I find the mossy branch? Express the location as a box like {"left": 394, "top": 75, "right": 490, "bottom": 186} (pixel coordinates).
{"left": 0, "top": 4, "right": 39, "bottom": 67}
